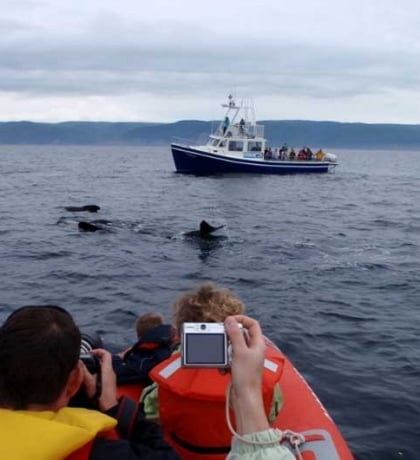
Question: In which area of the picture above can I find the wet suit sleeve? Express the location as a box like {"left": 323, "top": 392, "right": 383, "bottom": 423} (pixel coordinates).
{"left": 89, "top": 396, "right": 180, "bottom": 460}
{"left": 140, "top": 382, "right": 160, "bottom": 420}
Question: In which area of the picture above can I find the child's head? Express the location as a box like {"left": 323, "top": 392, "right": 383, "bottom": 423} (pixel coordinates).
{"left": 136, "top": 312, "right": 164, "bottom": 338}
{"left": 172, "top": 282, "right": 245, "bottom": 335}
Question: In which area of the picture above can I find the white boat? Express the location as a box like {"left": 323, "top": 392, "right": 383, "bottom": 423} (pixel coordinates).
{"left": 171, "top": 95, "right": 338, "bottom": 175}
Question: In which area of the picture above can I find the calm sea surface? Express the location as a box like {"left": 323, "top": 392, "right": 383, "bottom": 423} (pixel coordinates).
{"left": 1, "top": 145, "right": 419, "bottom": 459}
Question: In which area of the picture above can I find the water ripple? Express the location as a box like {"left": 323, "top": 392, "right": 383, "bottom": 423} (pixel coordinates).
{"left": 0, "top": 146, "right": 419, "bottom": 459}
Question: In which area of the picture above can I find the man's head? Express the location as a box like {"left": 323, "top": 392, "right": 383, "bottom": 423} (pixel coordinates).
{"left": 135, "top": 312, "right": 164, "bottom": 338}
{"left": 0, "top": 305, "right": 82, "bottom": 410}
{"left": 172, "top": 282, "right": 245, "bottom": 335}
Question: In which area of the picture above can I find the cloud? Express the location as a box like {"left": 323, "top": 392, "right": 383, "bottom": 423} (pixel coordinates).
{"left": 1, "top": 0, "right": 420, "bottom": 122}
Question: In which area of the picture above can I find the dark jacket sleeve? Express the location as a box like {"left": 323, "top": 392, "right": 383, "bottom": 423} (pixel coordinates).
{"left": 89, "top": 396, "right": 181, "bottom": 460}
{"left": 90, "top": 438, "right": 180, "bottom": 460}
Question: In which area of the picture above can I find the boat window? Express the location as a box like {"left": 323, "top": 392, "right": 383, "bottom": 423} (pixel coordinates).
{"left": 220, "top": 140, "right": 227, "bottom": 147}
{"left": 248, "top": 141, "right": 262, "bottom": 152}
{"left": 229, "top": 141, "right": 244, "bottom": 152}
{"left": 212, "top": 139, "right": 219, "bottom": 146}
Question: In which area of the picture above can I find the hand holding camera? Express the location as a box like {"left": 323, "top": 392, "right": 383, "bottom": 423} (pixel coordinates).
{"left": 181, "top": 321, "right": 247, "bottom": 368}
{"left": 224, "top": 314, "right": 269, "bottom": 436}
{"left": 82, "top": 348, "right": 118, "bottom": 412}
{"left": 180, "top": 317, "right": 269, "bottom": 437}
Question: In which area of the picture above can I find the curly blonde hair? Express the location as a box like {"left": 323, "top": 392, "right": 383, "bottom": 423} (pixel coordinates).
{"left": 173, "top": 282, "right": 245, "bottom": 334}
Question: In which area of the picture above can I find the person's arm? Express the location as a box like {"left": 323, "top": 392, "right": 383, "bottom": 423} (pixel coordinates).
{"left": 224, "top": 316, "right": 295, "bottom": 460}
{"left": 89, "top": 396, "right": 180, "bottom": 459}
{"left": 117, "top": 346, "right": 131, "bottom": 359}
{"left": 83, "top": 349, "right": 180, "bottom": 459}
{"left": 226, "top": 316, "right": 269, "bottom": 435}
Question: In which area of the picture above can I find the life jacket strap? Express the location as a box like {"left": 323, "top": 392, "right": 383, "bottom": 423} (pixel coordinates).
{"left": 115, "top": 396, "right": 139, "bottom": 438}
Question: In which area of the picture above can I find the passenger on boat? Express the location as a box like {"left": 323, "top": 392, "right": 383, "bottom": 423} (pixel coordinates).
{"left": 0, "top": 304, "right": 292, "bottom": 460}
{"left": 279, "top": 143, "right": 288, "bottom": 159}
{"left": 141, "top": 282, "right": 285, "bottom": 460}
{"left": 297, "top": 148, "right": 306, "bottom": 160}
{"left": 263, "top": 147, "right": 273, "bottom": 160}
{"left": 289, "top": 148, "right": 296, "bottom": 160}
{"left": 223, "top": 116, "right": 230, "bottom": 135}
{"left": 306, "top": 147, "right": 313, "bottom": 160}
{"left": 112, "top": 312, "right": 175, "bottom": 385}
{"left": 316, "top": 148, "right": 325, "bottom": 160}
{"left": 239, "top": 118, "right": 245, "bottom": 134}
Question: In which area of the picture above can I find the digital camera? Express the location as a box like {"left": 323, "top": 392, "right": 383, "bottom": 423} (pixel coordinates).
{"left": 181, "top": 322, "right": 229, "bottom": 368}
{"left": 80, "top": 332, "right": 102, "bottom": 374}
{"left": 69, "top": 332, "right": 102, "bottom": 408}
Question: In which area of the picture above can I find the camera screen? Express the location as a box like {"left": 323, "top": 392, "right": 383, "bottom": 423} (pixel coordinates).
{"left": 185, "top": 333, "right": 226, "bottom": 364}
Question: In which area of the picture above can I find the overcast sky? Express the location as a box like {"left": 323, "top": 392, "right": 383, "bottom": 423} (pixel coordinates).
{"left": 1, "top": 0, "right": 420, "bottom": 123}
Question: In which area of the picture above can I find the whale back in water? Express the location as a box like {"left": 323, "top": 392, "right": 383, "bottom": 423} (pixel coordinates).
{"left": 65, "top": 205, "right": 100, "bottom": 213}
{"left": 78, "top": 221, "right": 102, "bottom": 232}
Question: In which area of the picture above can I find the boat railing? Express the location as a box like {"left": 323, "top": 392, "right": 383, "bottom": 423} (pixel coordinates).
{"left": 246, "top": 123, "right": 264, "bottom": 139}
{"left": 213, "top": 122, "right": 265, "bottom": 139}
{"left": 172, "top": 136, "right": 203, "bottom": 146}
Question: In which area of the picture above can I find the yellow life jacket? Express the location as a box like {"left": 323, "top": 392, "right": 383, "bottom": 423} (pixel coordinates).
{"left": 0, "top": 406, "right": 117, "bottom": 460}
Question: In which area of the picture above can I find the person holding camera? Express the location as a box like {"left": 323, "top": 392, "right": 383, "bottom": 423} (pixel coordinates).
{"left": 141, "top": 283, "right": 286, "bottom": 460}
{"left": 0, "top": 305, "right": 181, "bottom": 460}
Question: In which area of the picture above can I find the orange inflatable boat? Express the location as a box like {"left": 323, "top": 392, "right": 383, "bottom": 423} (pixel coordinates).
{"left": 117, "top": 338, "right": 354, "bottom": 460}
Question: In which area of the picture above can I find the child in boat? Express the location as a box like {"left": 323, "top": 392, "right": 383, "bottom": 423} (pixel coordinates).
{"left": 112, "top": 312, "right": 175, "bottom": 385}
{"left": 140, "top": 283, "right": 284, "bottom": 460}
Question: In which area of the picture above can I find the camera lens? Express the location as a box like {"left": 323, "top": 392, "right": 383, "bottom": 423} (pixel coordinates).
{"left": 200, "top": 324, "right": 206, "bottom": 330}
{"left": 80, "top": 337, "right": 93, "bottom": 354}
{"left": 80, "top": 331, "right": 104, "bottom": 355}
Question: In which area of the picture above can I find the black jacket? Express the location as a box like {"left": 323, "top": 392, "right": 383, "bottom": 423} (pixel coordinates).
{"left": 89, "top": 396, "right": 180, "bottom": 460}
{"left": 113, "top": 325, "right": 174, "bottom": 385}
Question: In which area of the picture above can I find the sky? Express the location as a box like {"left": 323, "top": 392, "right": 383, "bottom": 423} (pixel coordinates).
{"left": 1, "top": 0, "right": 420, "bottom": 124}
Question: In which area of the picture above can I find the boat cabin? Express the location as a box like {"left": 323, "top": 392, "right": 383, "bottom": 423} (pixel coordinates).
{"left": 204, "top": 95, "right": 267, "bottom": 158}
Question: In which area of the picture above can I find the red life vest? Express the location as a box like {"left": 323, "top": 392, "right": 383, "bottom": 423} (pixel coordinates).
{"left": 150, "top": 339, "right": 284, "bottom": 460}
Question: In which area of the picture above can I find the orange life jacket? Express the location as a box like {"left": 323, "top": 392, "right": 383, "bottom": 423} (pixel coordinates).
{"left": 150, "top": 339, "right": 284, "bottom": 460}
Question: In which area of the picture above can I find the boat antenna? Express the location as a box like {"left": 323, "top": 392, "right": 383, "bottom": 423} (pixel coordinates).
{"left": 222, "top": 94, "right": 236, "bottom": 109}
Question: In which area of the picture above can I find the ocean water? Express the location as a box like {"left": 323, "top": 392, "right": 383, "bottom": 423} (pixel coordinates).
{"left": 1, "top": 145, "right": 419, "bottom": 459}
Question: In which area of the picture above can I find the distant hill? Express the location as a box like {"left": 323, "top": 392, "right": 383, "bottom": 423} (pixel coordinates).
{"left": 1, "top": 119, "right": 420, "bottom": 148}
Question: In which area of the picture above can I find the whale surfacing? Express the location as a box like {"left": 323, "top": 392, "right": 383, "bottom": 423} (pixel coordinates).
{"left": 65, "top": 205, "right": 100, "bottom": 213}
{"left": 184, "top": 220, "right": 224, "bottom": 238}
{"left": 78, "top": 221, "right": 102, "bottom": 232}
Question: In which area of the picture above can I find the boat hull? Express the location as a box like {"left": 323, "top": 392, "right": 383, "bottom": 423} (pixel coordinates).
{"left": 171, "top": 144, "right": 335, "bottom": 175}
